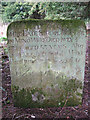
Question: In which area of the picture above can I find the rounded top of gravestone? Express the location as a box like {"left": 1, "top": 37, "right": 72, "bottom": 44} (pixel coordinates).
{"left": 7, "top": 19, "right": 86, "bottom": 36}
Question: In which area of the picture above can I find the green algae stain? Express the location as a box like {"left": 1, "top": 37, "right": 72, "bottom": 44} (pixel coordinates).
{"left": 11, "top": 77, "right": 83, "bottom": 108}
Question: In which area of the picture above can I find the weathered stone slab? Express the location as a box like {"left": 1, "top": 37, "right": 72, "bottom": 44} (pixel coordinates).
{"left": 7, "top": 20, "right": 87, "bottom": 108}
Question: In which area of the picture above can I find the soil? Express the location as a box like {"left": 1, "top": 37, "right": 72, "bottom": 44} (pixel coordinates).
{"left": 1, "top": 38, "right": 90, "bottom": 119}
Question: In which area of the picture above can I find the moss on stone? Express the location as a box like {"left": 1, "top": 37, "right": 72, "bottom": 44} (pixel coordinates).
{"left": 11, "top": 76, "right": 83, "bottom": 108}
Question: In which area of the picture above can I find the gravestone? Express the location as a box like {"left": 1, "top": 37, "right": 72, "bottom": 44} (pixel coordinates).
{"left": 7, "top": 20, "right": 87, "bottom": 108}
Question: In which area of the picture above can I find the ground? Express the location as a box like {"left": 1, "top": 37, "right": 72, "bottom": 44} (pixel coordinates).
{"left": 1, "top": 39, "right": 89, "bottom": 119}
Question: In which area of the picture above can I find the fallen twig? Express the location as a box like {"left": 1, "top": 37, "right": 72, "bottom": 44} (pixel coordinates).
{"left": 71, "top": 107, "right": 78, "bottom": 112}
{"left": 48, "top": 108, "right": 56, "bottom": 116}
{"left": 58, "top": 95, "right": 69, "bottom": 116}
{"left": 14, "top": 114, "right": 31, "bottom": 120}
{"left": 12, "top": 113, "right": 17, "bottom": 120}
